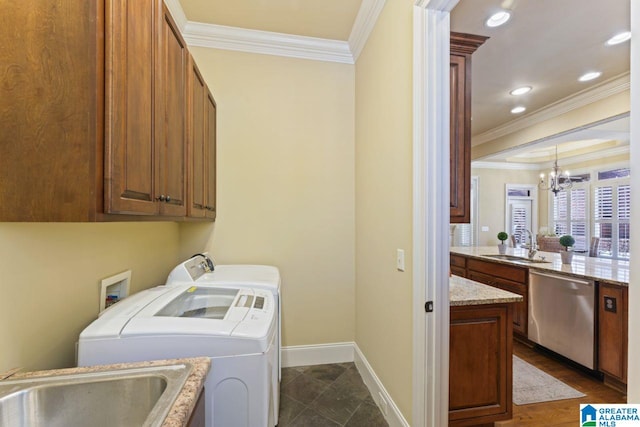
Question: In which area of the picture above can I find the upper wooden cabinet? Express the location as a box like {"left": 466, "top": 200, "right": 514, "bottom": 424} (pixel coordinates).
{"left": 450, "top": 32, "right": 487, "bottom": 224}
{"left": 155, "top": 3, "right": 188, "bottom": 217}
{"left": 0, "top": 1, "right": 103, "bottom": 221}
{"left": 105, "top": 0, "right": 157, "bottom": 215}
{"left": 0, "top": 0, "right": 214, "bottom": 222}
{"left": 187, "top": 55, "right": 217, "bottom": 219}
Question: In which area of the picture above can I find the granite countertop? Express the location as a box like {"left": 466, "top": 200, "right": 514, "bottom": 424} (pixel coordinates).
{"left": 7, "top": 357, "right": 210, "bottom": 427}
{"left": 450, "top": 275, "right": 523, "bottom": 306}
{"left": 451, "top": 246, "right": 630, "bottom": 287}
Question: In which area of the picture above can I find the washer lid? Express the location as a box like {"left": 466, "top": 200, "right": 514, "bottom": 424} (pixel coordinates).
{"left": 120, "top": 285, "right": 275, "bottom": 340}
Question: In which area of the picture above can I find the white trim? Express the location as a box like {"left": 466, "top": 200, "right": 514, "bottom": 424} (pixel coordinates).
{"left": 281, "top": 342, "right": 354, "bottom": 367}
{"left": 413, "top": 2, "right": 457, "bottom": 426}
{"left": 354, "top": 344, "right": 410, "bottom": 427}
{"left": 472, "top": 161, "right": 541, "bottom": 170}
{"left": 348, "top": 0, "right": 387, "bottom": 61}
{"left": 182, "top": 22, "right": 354, "bottom": 64}
{"left": 629, "top": 0, "right": 639, "bottom": 400}
{"left": 473, "top": 73, "right": 631, "bottom": 146}
{"left": 164, "top": 0, "right": 389, "bottom": 64}
{"left": 163, "top": 0, "right": 188, "bottom": 32}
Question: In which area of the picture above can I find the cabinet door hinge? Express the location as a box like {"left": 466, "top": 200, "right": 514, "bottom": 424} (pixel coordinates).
{"left": 425, "top": 301, "right": 434, "bottom": 313}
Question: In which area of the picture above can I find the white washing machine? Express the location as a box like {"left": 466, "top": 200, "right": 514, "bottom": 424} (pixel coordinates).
{"left": 165, "top": 255, "right": 282, "bottom": 423}
{"left": 77, "top": 284, "right": 277, "bottom": 427}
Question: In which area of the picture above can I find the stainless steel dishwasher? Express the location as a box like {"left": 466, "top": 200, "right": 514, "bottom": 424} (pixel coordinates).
{"left": 528, "top": 270, "right": 595, "bottom": 369}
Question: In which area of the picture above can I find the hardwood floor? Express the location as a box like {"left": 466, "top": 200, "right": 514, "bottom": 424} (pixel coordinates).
{"left": 496, "top": 340, "right": 627, "bottom": 426}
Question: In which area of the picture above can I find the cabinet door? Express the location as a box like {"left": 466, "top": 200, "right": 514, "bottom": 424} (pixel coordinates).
{"left": 187, "top": 55, "right": 207, "bottom": 218}
{"left": 105, "top": 0, "right": 158, "bottom": 215}
{"left": 204, "top": 90, "right": 217, "bottom": 219}
{"left": 449, "top": 33, "right": 487, "bottom": 224}
{"left": 155, "top": 3, "right": 187, "bottom": 216}
{"left": 449, "top": 53, "right": 469, "bottom": 223}
{"left": 598, "top": 282, "right": 628, "bottom": 382}
{"left": 450, "top": 304, "right": 512, "bottom": 425}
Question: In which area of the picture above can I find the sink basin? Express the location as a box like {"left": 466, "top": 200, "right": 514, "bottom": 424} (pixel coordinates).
{"left": 482, "top": 254, "right": 551, "bottom": 264}
{"left": 0, "top": 363, "right": 193, "bottom": 427}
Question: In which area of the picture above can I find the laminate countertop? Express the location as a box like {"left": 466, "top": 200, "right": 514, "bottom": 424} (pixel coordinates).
{"left": 451, "top": 246, "right": 629, "bottom": 287}
{"left": 450, "top": 275, "right": 523, "bottom": 306}
{"left": 4, "top": 357, "right": 210, "bottom": 427}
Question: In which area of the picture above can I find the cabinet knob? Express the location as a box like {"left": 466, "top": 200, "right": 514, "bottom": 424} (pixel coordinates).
{"left": 158, "top": 195, "right": 166, "bottom": 202}
{"left": 165, "top": 195, "right": 171, "bottom": 202}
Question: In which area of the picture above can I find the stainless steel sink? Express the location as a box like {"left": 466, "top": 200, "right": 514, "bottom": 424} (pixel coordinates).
{"left": 0, "top": 363, "right": 193, "bottom": 427}
{"left": 482, "top": 254, "right": 551, "bottom": 264}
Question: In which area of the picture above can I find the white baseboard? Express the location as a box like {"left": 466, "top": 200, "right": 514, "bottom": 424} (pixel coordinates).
{"left": 353, "top": 343, "right": 410, "bottom": 427}
{"left": 282, "top": 342, "right": 354, "bottom": 367}
{"left": 281, "top": 341, "right": 409, "bottom": 427}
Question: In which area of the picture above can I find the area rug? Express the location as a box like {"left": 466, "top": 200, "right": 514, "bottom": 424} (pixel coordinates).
{"left": 513, "top": 355, "right": 586, "bottom": 405}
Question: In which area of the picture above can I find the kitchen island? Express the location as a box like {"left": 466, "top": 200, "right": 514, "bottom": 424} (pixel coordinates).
{"left": 451, "top": 246, "right": 629, "bottom": 391}
{"left": 449, "top": 275, "right": 522, "bottom": 426}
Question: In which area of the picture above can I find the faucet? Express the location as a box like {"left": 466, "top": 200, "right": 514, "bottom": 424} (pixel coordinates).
{"left": 526, "top": 230, "right": 537, "bottom": 259}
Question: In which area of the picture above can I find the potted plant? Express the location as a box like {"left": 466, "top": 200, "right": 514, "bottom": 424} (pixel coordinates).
{"left": 559, "top": 234, "right": 575, "bottom": 264}
{"left": 497, "top": 231, "right": 509, "bottom": 254}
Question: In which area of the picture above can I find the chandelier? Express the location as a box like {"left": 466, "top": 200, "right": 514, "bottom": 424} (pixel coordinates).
{"left": 539, "top": 146, "right": 572, "bottom": 196}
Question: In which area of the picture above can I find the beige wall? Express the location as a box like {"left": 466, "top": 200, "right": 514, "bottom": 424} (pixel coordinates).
{"left": 183, "top": 48, "right": 357, "bottom": 347}
{"left": 355, "top": 0, "right": 414, "bottom": 421}
{"left": 0, "top": 222, "right": 180, "bottom": 372}
{"left": 471, "top": 167, "right": 541, "bottom": 246}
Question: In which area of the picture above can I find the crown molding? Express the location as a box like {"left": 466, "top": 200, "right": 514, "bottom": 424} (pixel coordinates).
{"left": 472, "top": 72, "right": 631, "bottom": 146}
{"left": 183, "top": 22, "right": 354, "bottom": 64}
{"left": 471, "top": 161, "right": 541, "bottom": 170}
{"left": 163, "top": 0, "right": 188, "bottom": 32}
{"left": 163, "top": 0, "right": 388, "bottom": 64}
{"left": 348, "top": 0, "right": 387, "bottom": 61}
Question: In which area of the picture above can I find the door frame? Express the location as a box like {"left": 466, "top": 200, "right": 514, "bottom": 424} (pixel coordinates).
{"left": 412, "top": 1, "right": 459, "bottom": 426}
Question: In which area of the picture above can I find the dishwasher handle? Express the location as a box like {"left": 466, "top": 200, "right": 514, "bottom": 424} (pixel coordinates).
{"left": 529, "top": 270, "right": 592, "bottom": 286}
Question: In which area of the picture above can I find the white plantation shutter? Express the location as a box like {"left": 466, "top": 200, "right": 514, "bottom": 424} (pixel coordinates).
{"left": 510, "top": 204, "right": 529, "bottom": 246}
{"left": 593, "top": 178, "right": 630, "bottom": 259}
{"left": 552, "top": 185, "right": 588, "bottom": 251}
{"left": 570, "top": 187, "right": 588, "bottom": 251}
{"left": 552, "top": 191, "right": 568, "bottom": 235}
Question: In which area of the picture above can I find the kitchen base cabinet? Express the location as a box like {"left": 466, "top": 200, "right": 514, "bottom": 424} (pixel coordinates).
{"left": 463, "top": 258, "right": 528, "bottom": 338}
{"left": 450, "top": 303, "right": 513, "bottom": 426}
{"left": 598, "top": 282, "right": 628, "bottom": 390}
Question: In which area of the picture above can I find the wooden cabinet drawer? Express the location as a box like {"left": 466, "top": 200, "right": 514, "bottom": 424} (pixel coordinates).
{"left": 468, "top": 258, "right": 527, "bottom": 283}
{"left": 467, "top": 271, "right": 528, "bottom": 337}
{"left": 450, "top": 254, "right": 467, "bottom": 269}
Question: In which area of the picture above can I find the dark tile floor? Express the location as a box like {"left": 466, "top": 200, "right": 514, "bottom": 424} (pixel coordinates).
{"left": 278, "top": 363, "right": 389, "bottom": 427}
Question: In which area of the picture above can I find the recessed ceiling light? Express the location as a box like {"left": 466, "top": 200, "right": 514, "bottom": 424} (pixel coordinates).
{"left": 486, "top": 11, "right": 511, "bottom": 28}
{"left": 606, "top": 31, "right": 631, "bottom": 45}
{"left": 510, "top": 86, "right": 532, "bottom": 96}
{"left": 511, "top": 106, "right": 526, "bottom": 114}
{"left": 578, "top": 71, "right": 602, "bottom": 82}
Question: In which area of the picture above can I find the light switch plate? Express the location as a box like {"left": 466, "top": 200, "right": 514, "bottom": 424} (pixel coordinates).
{"left": 396, "top": 249, "right": 405, "bottom": 271}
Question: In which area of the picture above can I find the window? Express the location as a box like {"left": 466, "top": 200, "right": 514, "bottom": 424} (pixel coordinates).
{"left": 506, "top": 184, "right": 537, "bottom": 247}
{"left": 593, "top": 178, "right": 630, "bottom": 259}
{"left": 549, "top": 166, "right": 630, "bottom": 260}
{"left": 552, "top": 185, "right": 588, "bottom": 252}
